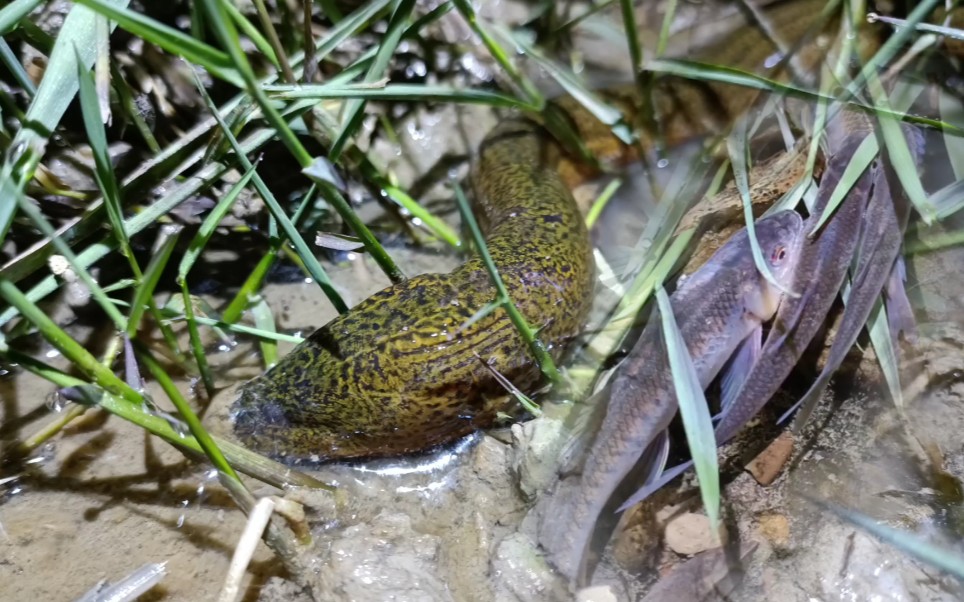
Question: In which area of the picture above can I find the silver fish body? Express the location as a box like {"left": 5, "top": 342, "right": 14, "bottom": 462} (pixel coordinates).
{"left": 714, "top": 110, "right": 922, "bottom": 442}
{"left": 541, "top": 209, "right": 805, "bottom": 583}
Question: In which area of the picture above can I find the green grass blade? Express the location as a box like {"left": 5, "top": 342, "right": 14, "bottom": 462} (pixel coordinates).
{"left": 450, "top": 0, "right": 542, "bottom": 107}
{"left": 656, "top": 286, "right": 720, "bottom": 531}
{"left": 72, "top": 0, "right": 242, "bottom": 86}
{"left": 932, "top": 179, "right": 964, "bottom": 220}
{"left": 0, "top": 0, "right": 42, "bottom": 33}
{"left": 0, "top": 38, "right": 35, "bottom": 96}
{"left": 867, "top": 298, "right": 903, "bottom": 410}
{"left": 189, "top": 72, "right": 351, "bottom": 313}
{"left": 136, "top": 344, "right": 241, "bottom": 482}
{"left": 127, "top": 229, "right": 179, "bottom": 338}
{"left": 177, "top": 167, "right": 257, "bottom": 281}
{"left": 76, "top": 55, "right": 128, "bottom": 249}
{"left": 13, "top": 196, "right": 128, "bottom": 331}
{"left": 865, "top": 72, "right": 933, "bottom": 223}
{"left": 938, "top": 89, "right": 964, "bottom": 181}
{"left": 809, "top": 133, "right": 877, "bottom": 234}
{"left": 507, "top": 27, "right": 634, "bottom": 144}
{"left": 727, "top": 121, "right": 796, "bottom": 296}
{"left": 0, "top": 278, "right": 136, "bottom": 402}
{"left": 453, "top": 182, "right": 559, "bottom": 383}
{"left": 805, "top": 495, "right": 964, "bottom": 580}
{"left": 266, "top": 83, "right": 529, "bottom": 108}
{"left": 1, "top": 0, "right": 130, "bottom": 242}
{"left": 328, "top": 0, "right": 417, "bottom": 161}
{"left": 383, "top": 185, "right": 461, "bottom": 248}
{"left": 249, "top": 295, "right": 279, "bottom": 369}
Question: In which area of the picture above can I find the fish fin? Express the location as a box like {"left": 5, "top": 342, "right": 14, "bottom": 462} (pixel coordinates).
{"left": 885, "top": 256, "right": 918, "bottom": 346}
{"left": 616, "top": 456, "right": 692, "bottom": 513}
{"left": 719, "top": 326, "right": 763, "bottom": 416}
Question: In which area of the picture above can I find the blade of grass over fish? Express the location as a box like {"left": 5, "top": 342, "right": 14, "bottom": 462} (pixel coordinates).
{"left": 328, "top": 0, "right": 416, "bottom": 161}
{"left": 727, "top": 123, "right": 796, "bottom": 296}
{"left": 938, "top": 90, "right": 964, "bottom": 181}
{"left": 507, "top": 26, "right": 634, "bottom": 144}
{"left": 655, "top": 286, "right": 720, "bottom": 531}
{"left": 867, "top": 299, "right": 903, "bottom": 410}
{"left": 843, "top": 0, "right": 941, "bottom": 106}
{"left": 450, "top": 0, "right": 542, "bottom": 108}
{"left": 932, "top": 179, "right": 964, "bottom": 220}
{"left": 582, "top": 153, "right": 715, "bottom": 365}
{"left": 868, "top": 11, "right": 964, "bottom": 40}
{"left": 804, "top": 495, "right": 964, "bottom": 580}
{"left": 809, "top": 134, "right": 877, "bottom": 234}
{"left": 267, "top": 83, "right": 530, "bottom": 109}
{"left": 865, "top": 71, "right": 934, "bottom": 223}
{"left": 583, "top": 232, "right": 692, "bottom": 368}
{"left": 648, "top": 59, "right": 950, "bottom": 134}
{"left": 0, "top": 0, "right": 42, "bottom": 33}
{"left": 453, "top": 182, "right": 559, "bottom": 383}
{"left": 73, "top": 0, "right": 241, "bottom": 86}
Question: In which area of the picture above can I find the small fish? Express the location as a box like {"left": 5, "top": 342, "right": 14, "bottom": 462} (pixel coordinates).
{"left": 540, "top": 210, "right": 805, "bottom": 584}
{"left": 712, "top": 110, "right": 876, "bottom": 445}
{"left": 783, "top": 124, "right": 924, "bottom": 427}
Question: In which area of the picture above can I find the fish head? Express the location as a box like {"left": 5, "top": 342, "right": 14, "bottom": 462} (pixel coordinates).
{"left": 746, "top": 209, "right": 805, "bottom": 319}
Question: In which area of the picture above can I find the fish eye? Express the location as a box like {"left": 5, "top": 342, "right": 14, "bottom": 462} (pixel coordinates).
{"left": 770, "top": 245, "right": 787, "bottom": 264}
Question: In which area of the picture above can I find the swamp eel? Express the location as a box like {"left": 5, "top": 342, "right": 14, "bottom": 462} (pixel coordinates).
{"left": 232, "top": 116, "right": 598, "bottom": 461}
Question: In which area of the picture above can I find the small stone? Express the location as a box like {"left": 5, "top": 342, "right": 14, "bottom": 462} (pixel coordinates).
{"left": 577, "top": 585, "right": 619, "bottom": 602}
{"left": 664, "top": 512, "right": 720, "bottom": 556}
{"left": 757, "top": 513, "right": 790, "bottom": 547}
{"left": 747, "top": 431, "right": 795, "bottom": 485}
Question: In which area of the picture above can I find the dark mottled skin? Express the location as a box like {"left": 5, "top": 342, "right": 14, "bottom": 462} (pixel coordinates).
{"left": 232, "top": 117, "right": 595, "bottom": 461}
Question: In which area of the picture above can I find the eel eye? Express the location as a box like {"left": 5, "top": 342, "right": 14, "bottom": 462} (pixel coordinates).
{"left": 770, "top": 245, "right": 787, "bottom": 264}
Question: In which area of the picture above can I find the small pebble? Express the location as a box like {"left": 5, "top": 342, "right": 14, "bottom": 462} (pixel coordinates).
{"left": 757, "top": 513, "right": 790, "bottom": 547}
{"left": 665, "top": 512, "right": 719, "bottom": 555}
{"left": 747, "top": 431, "right": 795, "bottom": 485}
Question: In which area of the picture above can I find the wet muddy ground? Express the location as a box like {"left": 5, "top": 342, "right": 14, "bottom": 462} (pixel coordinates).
{"left": 3, "top": 4, "right": 964, "bottom": 601}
